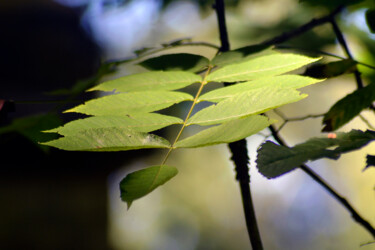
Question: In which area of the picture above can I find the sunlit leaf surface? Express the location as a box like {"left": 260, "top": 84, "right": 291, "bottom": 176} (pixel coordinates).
{"left": 65, "top": 91, "right": 193, "bottom": 116}
{"left": 200, "top": 75, "right": 320, "bottom": 102}
{"left": 188, "top": 88, "right": 305, "bottom": 126}
{"left": 42, "top": 127, "right": 171, "bottom": 151}
{"left": 45, "top": 113, "right": 183, "bottom": 135}
{"left": 207, "top": 54, "right": 319, "bottom": 82}
{"left": 90, "top": 71, "right": 201, "bottom": 92}
{"left": 176, "top": 115, "right": 271, "bottom": 148}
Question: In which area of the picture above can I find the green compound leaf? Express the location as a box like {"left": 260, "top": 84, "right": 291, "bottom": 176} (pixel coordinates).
{"left": 207, "top": 54, "right": 320, "bottom": 83}
{"left": 257, "top": 130, "right": 375, "bottom": 179}
{"left": 120, "top": 165, "right": 178, "bottom": 208}
{"left": 45, "top": 113, "right": 183, "bottom": 135}
{"left": 42, "top": 127, "right": 171, "bottom": 151}
{"left": 303, "top": 59, "right": 357, "bottom": 79}
{"left": 188, "top": 87, "right": 305, "bottom": 126}
{"left": 65, "top": 91, "right": 193, "bottom": 116}
{"left": 89, "top": 71, "right": 201, "bottom": 92}
{"left": 199, "top": 75, "right": 321, "bottom": 102}
{"left": 175, "top": 115, "right": 272, "bottom": 148}
{"left": 139, "top": 53, "right": 210, "bottom": 73}
{"left": 211, "top": 44, "right": 272, "bottom": 67}
{"left": 323, "top": 83, "right": 375, "bottom": 131}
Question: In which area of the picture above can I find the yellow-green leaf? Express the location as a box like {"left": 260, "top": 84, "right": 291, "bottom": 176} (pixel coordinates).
{"left": 45, "top": 113, "right": 183, "bottom": 135}
{"left": 188, "top": 87, "right": 305, "bottom": 126}
{"left": 207, "top": 54, "right": 319, "bottom": 83}
{"left": 42, "top": 127, "right": 171, "bottom": 151}
{"left": 176, "top": 115, "right": 272, "bottom": 148}
{"left": 89, "top": 71, "right": 201, "bottom": 92}
{"left": 65, "top": 91, "right": 193, "bottom": 116}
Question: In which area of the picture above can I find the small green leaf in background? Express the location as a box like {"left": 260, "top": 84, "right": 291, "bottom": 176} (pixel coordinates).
{"left": 366, "top": 9, "right": 375, "bottom": 33}
{"left": 211, "top": 44, "right": 271, "bottom": 67}
{"left": 199, "top": 75, "right": 321, "bottom": 102}
{"left": 257, "top": 130, "right": 375, "bottom": 179}
{"left": 364, "top": 154, "right": 375, "bottom": 171}
{"left": 303, "top": 59, "right": 357, "bottom": 79}
{"left": 45, "top": 113, "right": 183, "bottom": 135}
{"left": 42, "top": 127, "right": 171, "bottom": 151}
{"left": 322, "top": 83, "right": 375, "bottom": 131}
{"left": 176, "top": 115, "right": 272, "bottom": 148}
{"left": 65, "top": 91, "right": 193, "bottom": 116}
{"left": 139, "top": 53, "right": 210, "bottom": 73}
{"left": 188, "top": 87, "right": 305, "bottom": 126}
{"left": 89, "top": 71, "right": 201, "bottom": 93}
{"left": 120, "top": 165, "right": 178, "bottom": 208}
{"left": 0, "top": 113, "right": 62, "bottom": 152}
{"left": 207, "top": 54, "right": 320, "bottom": 83}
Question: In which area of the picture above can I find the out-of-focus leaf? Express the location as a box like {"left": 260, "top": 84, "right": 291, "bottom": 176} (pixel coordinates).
{"left": 323, "top": 83, "right": 375, "bottom": 131}
{"left": 211, "top": 44, "right": 271, "bottom": 67}
{"left": 364, "top": 154, "right": 375, "bottom": 171}
{"left": 207, "top": 54, "right": 320, "bottom": 82}
{"left": 89, "top": 71, "right": 201, "bottom": 92}
{"left": 299, "top": 0, "right": 364, "bottom": 9}
{"left": 65, "top": 91, "right": 193, "bottom": 116}
{"left": 0, "top": 113, "right": 62, "bottom": 152}
{"left": 42, "top": 127, "right": 171, "bottom": 151}
{"left": 257, "top": 130, "right": 375, "bottom": 179}
{"left": 188, "top": 87, "right": 305, "bottom": 126}
{"left": 303, "top": 59, "right": 357, "bottom": 79}
{"left": 176, "top": 115, "right": 271, "bottom": 148}
{"left": 120, "top": 165, "right": 178, "bottom": 208}
{"left": 199, "top": 75, "right": 321, "bottom": 102}
{"left": 45, "top": 114, "right": 183, "bottom": 135}
{"left": 139, "top": 53, "right": 209, "bottom": 73}
{"left": 366, "top": 9, "right": 375, "bottom": 33}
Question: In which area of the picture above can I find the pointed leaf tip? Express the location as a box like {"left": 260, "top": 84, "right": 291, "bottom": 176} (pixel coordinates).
{"left": 120, "top": 165, "right": 178, "bottom": 206}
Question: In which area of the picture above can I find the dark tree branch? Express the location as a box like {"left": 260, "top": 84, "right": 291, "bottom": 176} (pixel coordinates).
{"left": 268, "top": 125, "right": 375, "bottom": 238}
{"left": 214, "top": 0, "right": 263, "bottom": 249}
{"left": 329, "top": 18, "right": 364, "bottom": 89}
{"left": 261, "top": 5, "right": 345, "bottom": 46}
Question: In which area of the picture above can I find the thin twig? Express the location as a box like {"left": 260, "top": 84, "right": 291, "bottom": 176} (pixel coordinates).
{"left": 268, "top": 125, "right": 375, "bottom": 238}
{"left": 214, "top": 0, "right": 263, "bottom": 249}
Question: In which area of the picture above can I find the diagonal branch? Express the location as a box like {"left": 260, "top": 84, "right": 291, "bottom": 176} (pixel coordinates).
{"left": 268, "top": 125, "right": 375, "bottom": 238}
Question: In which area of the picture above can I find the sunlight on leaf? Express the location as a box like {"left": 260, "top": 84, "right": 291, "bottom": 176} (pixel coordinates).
{"left": 89, "top": 71, "right": 201, "bottom": 92}
{"left": 199, "top": 75, "right": 321, "bottom": 102}
{"left": 45, "top": 113, "right": 183, "bottom": 135}
{"left": 176, "top": 115, "right": 272, "bottom": 148}
{"left": 207, "top": 54, "right": 320, "bottom": 82}
{"left": 188, "top": 87, "right": 305, "bottom": 126}
{"left": 65, "top": 91, "right": 193, "bottom": 116}
{"left": 42, "top": 127, "right": 171, "bottom": 151}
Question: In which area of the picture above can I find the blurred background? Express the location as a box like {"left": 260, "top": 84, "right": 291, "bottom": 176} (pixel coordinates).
{"left": 0, "top": 0, "right": 374, "bottom": 249}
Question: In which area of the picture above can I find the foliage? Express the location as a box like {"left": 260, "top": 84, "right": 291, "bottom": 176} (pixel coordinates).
{"left": 43, "top": 52, "right": 320, "bottom": 205}
{"left": 257, "top": 130, "right": 375, "bottom": 178}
